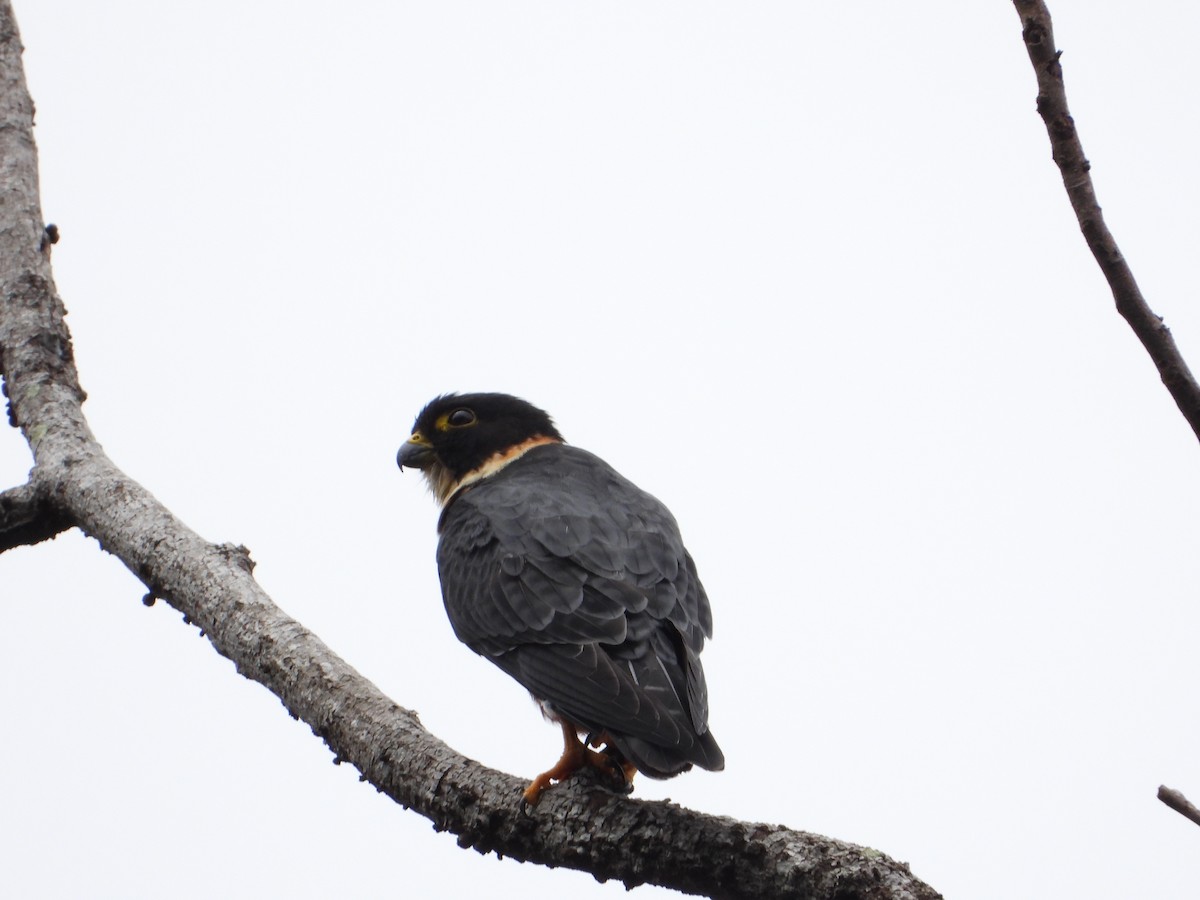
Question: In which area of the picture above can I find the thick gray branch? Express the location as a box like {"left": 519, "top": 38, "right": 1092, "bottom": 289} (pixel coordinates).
{"left": 0, "top": 4, "right": 942, "bottom": 898}
{"left": 1011, "top": 0, "right": 1200, "bottom": 443}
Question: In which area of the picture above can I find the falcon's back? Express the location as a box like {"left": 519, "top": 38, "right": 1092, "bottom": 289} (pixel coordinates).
{"left": 436, "top": 442, "right": 724, "bottom": 778}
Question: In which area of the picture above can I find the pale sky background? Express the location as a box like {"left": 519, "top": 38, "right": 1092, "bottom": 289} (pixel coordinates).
{"left": 2, "top": 2, "right": 1199, "bottom": 898}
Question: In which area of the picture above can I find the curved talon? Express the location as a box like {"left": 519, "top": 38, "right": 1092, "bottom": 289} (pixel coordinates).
{"left": 522, "top": 720, "right": 636, "bottom": 807}
{"left": 590, "top": 732, "right": 638, "bottom": 788}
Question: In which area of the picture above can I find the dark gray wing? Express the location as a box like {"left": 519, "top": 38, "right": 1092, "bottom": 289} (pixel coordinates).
{"left": 436, "top": 443, "right": 723, "bottom": 776}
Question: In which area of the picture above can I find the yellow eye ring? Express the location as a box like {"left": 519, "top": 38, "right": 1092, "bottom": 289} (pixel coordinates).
{"left": 437, "top": 408, "right": 477, "bottom": 430}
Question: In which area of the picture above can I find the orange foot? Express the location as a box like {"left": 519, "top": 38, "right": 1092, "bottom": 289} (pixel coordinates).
{"left": 520, "top": 721, "right": 634, "bottom": 811}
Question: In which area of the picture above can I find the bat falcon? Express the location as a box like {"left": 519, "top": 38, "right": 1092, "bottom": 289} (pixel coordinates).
{"left": 397, "top": 392, "right": 723, "bottom": 807}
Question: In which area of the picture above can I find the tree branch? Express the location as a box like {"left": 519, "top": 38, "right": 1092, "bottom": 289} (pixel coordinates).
{"left": 1158, "top": 786, "right": 1200, "bottom": 830}
{"left": 1011, "top": 0, "right": 1200, "bottom": 443}
{"left": 0, "top": 480, "right": 72, "bottom": 551}
{"left": 0, "top": 6, "right": 939, "bottom": 899}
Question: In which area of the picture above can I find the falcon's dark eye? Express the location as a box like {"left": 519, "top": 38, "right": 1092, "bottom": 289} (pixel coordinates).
{"left": 447, "top": 408, "right": 476, "bottom": 427}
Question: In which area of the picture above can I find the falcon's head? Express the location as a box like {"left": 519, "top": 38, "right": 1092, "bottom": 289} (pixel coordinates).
{"left": 397, "top": 392, "right": 564, "bottom": 504}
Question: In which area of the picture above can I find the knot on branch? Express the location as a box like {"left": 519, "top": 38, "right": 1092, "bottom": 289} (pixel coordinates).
{"left": 217, "top": 542, "right": 256, "bottom": 574}
{"left": 1049, "top": 112, "right": 1076, "bottom": 141}
{"left": 38, "top": 223, "right": 58, "bottom": 254}
{"left": 2, "top": 376, "right": 12, "bottom": 428}
{"left": 1022, "top": 19, "right": 1047, "bottom": 49}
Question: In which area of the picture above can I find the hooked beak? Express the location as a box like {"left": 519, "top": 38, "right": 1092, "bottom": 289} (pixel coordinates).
{"left": 397, "top": 433, "right": 436, "bottom": 470}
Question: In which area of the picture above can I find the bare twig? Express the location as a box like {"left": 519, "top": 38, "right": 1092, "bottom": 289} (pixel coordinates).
{"left": 1011, "top": 0, "right": 1200, "bottom": 443}
{"left": 1158, "top": 786, "right": 1200, "bottom": 829}
{"left": 0, "top": 481, "right": 72, "bottom": 551}
{"left": 0, "top": 6, "right": 939, "bottom": 899}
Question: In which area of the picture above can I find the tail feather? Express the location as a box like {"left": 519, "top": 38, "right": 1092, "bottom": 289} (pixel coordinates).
{"left": 612, "top": 725, "right": 724, "bottom": 779}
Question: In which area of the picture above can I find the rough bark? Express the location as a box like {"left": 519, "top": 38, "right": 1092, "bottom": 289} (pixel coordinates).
{"left": 0, "top": 6, "right": 940, "bottom": 899}
{"left": 1012, "top": 0, "right": 1200, "bottom": 443}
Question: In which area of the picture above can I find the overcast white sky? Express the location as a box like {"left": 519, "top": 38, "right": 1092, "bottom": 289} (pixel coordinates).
{"left": 3, "top": 2, "right": 1199, "bottom": 898}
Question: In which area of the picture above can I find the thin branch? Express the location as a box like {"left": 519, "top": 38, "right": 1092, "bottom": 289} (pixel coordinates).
{"left": 1011, "top": 0, "right": 1200, "bottom": 443}
{"left": 0, "top": 481, "right": 72, "bottom": 551}
{"left": 0, "top": 6, "right": 939, "bottom": 899}
{"left": 1158, "top": 786, "right": 1200, "bottom": 830}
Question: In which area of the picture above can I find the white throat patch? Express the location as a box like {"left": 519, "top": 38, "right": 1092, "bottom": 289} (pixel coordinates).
{"left": 426, "top": 435, "right": 561, "bottom": 505}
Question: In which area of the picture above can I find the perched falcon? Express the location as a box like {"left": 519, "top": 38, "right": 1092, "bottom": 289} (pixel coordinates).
{"left": 397, "top": 392, "right": 723, "bottom": 807}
